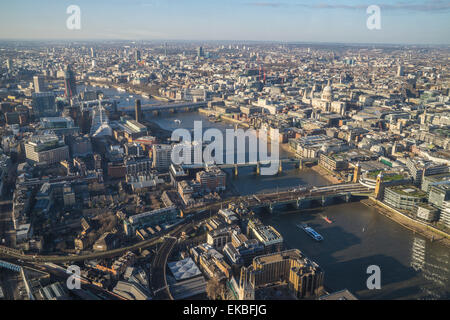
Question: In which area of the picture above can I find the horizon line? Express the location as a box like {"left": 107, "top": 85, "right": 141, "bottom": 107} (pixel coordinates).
{"left": 0, "top": 38, "right": 449, "bottom": 47}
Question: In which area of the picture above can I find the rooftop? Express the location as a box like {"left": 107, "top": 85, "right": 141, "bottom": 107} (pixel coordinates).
{"left": 387, "top": 185, "right": 427, "bottom": 198}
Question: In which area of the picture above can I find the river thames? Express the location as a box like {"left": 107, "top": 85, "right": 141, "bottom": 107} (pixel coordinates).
{"left": 149, "top": 111, "right": 449, "bottom": 300}
{"left": 92, "top": 84, "right": 449, "bottom": 300}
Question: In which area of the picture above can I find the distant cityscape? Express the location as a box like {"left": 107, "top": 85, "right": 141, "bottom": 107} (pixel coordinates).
{"left": 0, "top": 39, "right": 448, "bottom": 301}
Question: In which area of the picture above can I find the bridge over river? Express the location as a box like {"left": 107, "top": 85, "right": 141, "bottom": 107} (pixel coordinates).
{"left": 182, "top": 157, "right": 319, "bottom": 176}
{"left": 117, "top": 101, "right": 206, "bottom": 113}
{"left": 235, "top": 183, "right": 373, "bottom": 213}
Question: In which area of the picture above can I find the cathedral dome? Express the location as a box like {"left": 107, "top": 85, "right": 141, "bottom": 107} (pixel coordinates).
{"left": 322, "top": 80, "right": 333, "bottom": 101}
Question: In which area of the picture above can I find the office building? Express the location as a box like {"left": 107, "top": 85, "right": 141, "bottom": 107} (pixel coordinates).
{"left": 40, "top": 116, "right": 74, "bottom": 129}
{"left": 406, "top": 158, "right": 449, "bottom": 187}
{"left": 247, "top": 219, "right": 283, "bottom": 253}
{"left": 127, "top": 206, "right": 178, "bottom": 232}
{"left": 383, "top": 185, "right": 427, "bottom": 212}
{"left": 33, "top": 75, "right": 46, "bottom": 93}
{"left": 125, "top": 157, "right": 153, "bottom": 176}
{"left": 6, "top": 58, "right": 12, "bottom": 71}
{"left": 223, "top": 238, "right": 265, "bottom": 266}
{"left": 440, "top": 201, "right": 450, "bottom": 229}
{"left": 319, "top": 289, "right": 358, "bottom": 300}
{"left": 243, "top": 249, "right": 324, "bottom": 299}
{"left": 422, "top": 172, "right": 450, "bottom": 193}
{"left": 197, "top": 46, "right": 204, "bottom": 58}
{"left": 135, "top": 50, "right": 141, "bottom": 63}
{"left": 69, "top": 135, "right": 93, "bottom": 157}
{"left": 428, "top": 183, "right": 450, "bottom": 211}
{"left": 24, "top": 135, "right": 69, "bottom": 165}
{"left": 319, "top": 153, "right": 348, "bottom": 172}
{"left": 416, "top": 203, "right": 439, "bottom": 222}
{"left": 152, "top": 144, "right": 172, "bottom": 170}
{"left": 397, "top": 65, "right": 405, "bottom": 77}
{"left": 117, "top": 119, "right": 148, "bottom": 141}
{"left": 196, "top": 166, "right": 226, "bottom": 193}
{"left": 80, "top": 90, "right": 98, "bottom": 101}
{"left": 64, "top": 64, "right": 77, "bottom": 99}
{"left": 32, "top": 92, "right": 57, "bottom": 117}
{"left": 63, "top": 184, "right": 76, "bottom": 207}
{"left": 206, "top": 227, "right": 239, "bottom": 250}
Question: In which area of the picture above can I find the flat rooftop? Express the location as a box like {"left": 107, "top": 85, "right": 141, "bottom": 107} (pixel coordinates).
{"left": 319, "top": 289, "right": 358, "bottom": 300}
{"left": 254, "top": 249, "right": 304, "bottom": 265}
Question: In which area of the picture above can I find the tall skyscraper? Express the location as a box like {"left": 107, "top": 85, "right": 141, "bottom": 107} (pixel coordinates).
{"left": 33, "top": 76, "right": 46, "bottom": 93}
{"left": 135, "top": 50, "right": 141, "bottom": 63}
{"left": 397, "top": 65, "right": 405, "bottom": 77}
{"left": 90, "top": 47, "right": 95, "bottom": 58}
{"left": 64, "top": 64, "right": 77, "bottom": 99}
{"left": 135, "top": 99, "right": 142, "bottom": 123}
{"left": 197, "top": 46, "right": 204, "bottom": 58}
{"left": 6, "top": 58, "right": 12, "bottom": 71}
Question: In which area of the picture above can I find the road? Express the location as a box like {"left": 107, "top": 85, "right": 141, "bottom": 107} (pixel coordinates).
{"left": 151, "top": 237, "right": 177, "bottom": 300}
{"left": 150, "top": 222, "right": 194, "bottom": 300}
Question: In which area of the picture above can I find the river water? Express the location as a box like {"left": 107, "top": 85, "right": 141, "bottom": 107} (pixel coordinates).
{"left": 261, "top": 203, "right": 449, "bottom": 300}
{"left": 149, "top": 111, "right": 450, "bottom": 300}
{"left": 145, "top": 111, "right": 331, "bottom": 194}
{"left": 102, "top": 89, "right": 449, "bottom": 300}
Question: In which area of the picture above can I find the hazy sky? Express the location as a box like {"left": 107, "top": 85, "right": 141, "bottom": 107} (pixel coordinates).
{"left": 0, "top": 0, "right": 449, "bottom": 44}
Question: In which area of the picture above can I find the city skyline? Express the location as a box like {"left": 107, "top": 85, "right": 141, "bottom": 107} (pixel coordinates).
{"left": 0, "top": 0, "right": 449, "bottom": 304}
{"left": 0, "top": 0, "right": 449, "bottom": 44}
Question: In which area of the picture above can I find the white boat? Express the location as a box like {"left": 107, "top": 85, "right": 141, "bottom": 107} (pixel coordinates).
{"left": 297, "top": 224, "right": 323, "bottom": 241}
{"left": 174, "top": 119, "right": 182, "bottom": 125}
{"left": 117, "top": 87, "right": 126, "bottom": 92}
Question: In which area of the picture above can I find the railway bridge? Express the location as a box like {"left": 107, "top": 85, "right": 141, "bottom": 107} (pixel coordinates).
{"left": 247, "top": 183, "right": 373, "bottom": 213}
